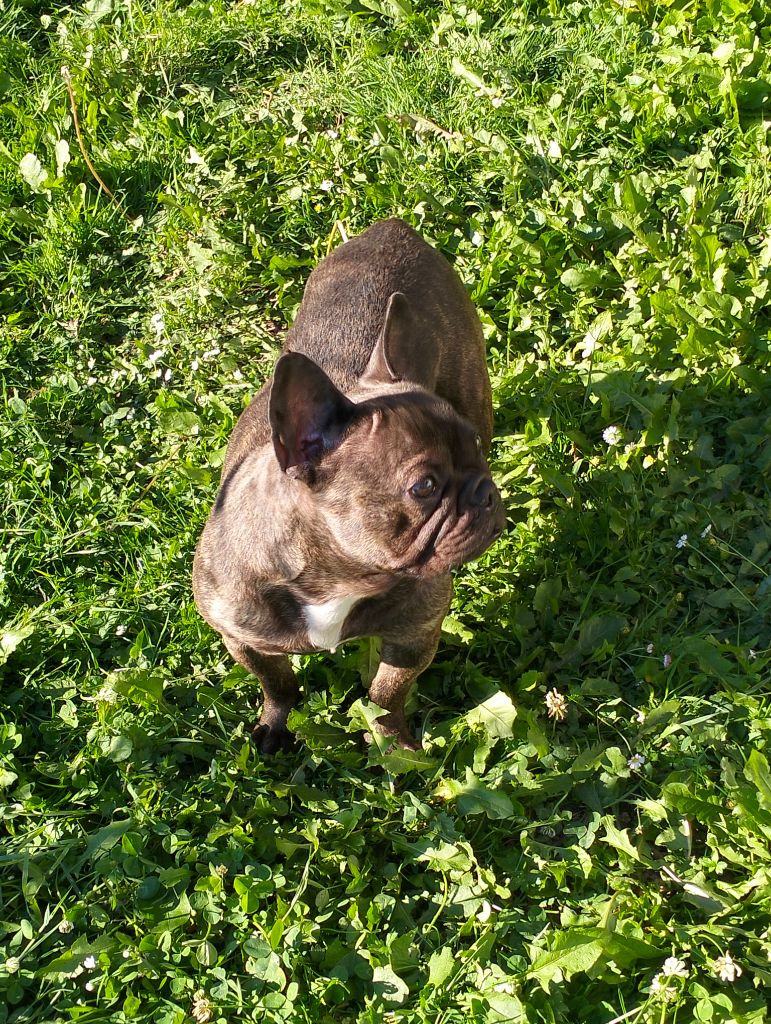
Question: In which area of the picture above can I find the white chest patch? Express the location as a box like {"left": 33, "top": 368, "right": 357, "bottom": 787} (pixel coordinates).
{"left": 302, "top": 594, "right": 363, "bottom": 651}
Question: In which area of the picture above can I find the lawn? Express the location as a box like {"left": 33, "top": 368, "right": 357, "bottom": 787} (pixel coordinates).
{"left": 1, "top": 0, "right": 770, "bottom": 1021}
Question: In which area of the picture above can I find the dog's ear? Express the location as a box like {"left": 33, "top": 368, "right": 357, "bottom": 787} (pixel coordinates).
{"left": 269, "top": 353, "right": 356, "bottom": 482}
{"left": 362, "top": 291, "right": 439, "bottom": 389}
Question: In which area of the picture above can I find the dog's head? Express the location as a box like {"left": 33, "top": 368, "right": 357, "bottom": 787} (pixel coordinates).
{"left": 269, "top": 294, "right": 505, "bottom": 579}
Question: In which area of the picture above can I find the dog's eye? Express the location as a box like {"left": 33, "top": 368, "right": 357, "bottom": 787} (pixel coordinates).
{"left": 410, "top": 475, "right": 437, "bottom": 499}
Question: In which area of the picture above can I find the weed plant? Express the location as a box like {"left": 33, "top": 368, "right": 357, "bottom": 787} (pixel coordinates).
{"left": 1, "top": 1, "right": 770, "bottom": 1022}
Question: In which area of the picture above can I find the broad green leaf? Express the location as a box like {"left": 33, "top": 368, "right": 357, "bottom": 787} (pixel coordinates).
{"left": 528, "top": 931, "right": 606, "bottom": 986}
{"left": 372, "top": 964, "right": 409, "bottom": 1004}
{"left": 599, "top": 817, "right": 642, "bottom": 862}
{"left": 417, "top": 841, "right": 473, "bottom": 873}
{"left": 427, "top": 947, "right": 455, "bottom": 987}
{"left": 745, "top": 749, "right": 771, "bottom": 812}
{"left": 435, "top": 769, "right": 515, "bottom": 819}
{"left": 578, "top": 614, "right": 625, "bottom": 653}
{"left": 0, "top": 623, "right": 34, "bottom": 665}
{"left": 466, "top": 691, "right": 517, "bottom": 738}
{"left": 54, "top": 139, "right": 70, "bottom": 177}
{"left": 196, "top": 940, "right": 217, "bottom": 966}
{"left": 376, "top": 747, "right": 436, "bottom": 774}
{"left": 19, "top": 152, "right": 47, "bottom": 191}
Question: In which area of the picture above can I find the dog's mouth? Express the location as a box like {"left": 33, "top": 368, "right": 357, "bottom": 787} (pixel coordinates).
{"left": 401, "top": 503, "right": 505, "bottom": 577}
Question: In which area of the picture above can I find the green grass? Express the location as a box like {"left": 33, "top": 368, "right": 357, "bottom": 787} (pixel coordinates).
{"left": 1, "top": 0, "right": 771, "bottom": 1021}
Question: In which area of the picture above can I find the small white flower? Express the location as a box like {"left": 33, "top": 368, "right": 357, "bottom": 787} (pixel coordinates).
{"left": 319, "top": 179, "right": 334, "bottom": 192}
{"left": 661, "top": 956, "right": 689, "bottom": 978}
{"left": 85, "top": 981, "right": 94, "bottom": 992}
{"left": 58, "top": 919, "right": 75, "bottom": 933}
{"left": 82, "top": 955, "right": 97, "bottom": 970}
{"left": 4, "top": 956, "right": 20, "bottom": 974}
{"left": 663, "top": 653, "right": 672, "bottom": 669}
{"left": 191, "top": 990, "right": 213, "bottom": 1024}
{"left": 325, "top": 129, "right": 339, "bottom": 139}
{"left": 545, "top": 688, "right": 568, "bottom": 721}
{"left": 748, "top": 649, "right": 757, "bottom": 660}
{"left": 115, "top": 624, "right": 127, "bottom": 637}
{"left": 650, "top": 973, "right": 676, "bottom": 1000}
{"left": 646, "top": 643, "right": 655, "bottom": 654}
{"left": 676, "top": 534, "right": 688, "bottom": 549}
{"left": 602, "top": 425, "right": 622, "bottom": 446}
{"left": 148, "top": 348, "right": 165, "bottom": 363}
{"left": 627, "top": 753, "right": 646, "bottom": 770}
{"left": 714, "top": 952, "right": 742, "bottom": 982}
{"left": 490, "top": 95, "right": 504, "bottom": 108}
{"left": 471, "top": 230, "right": 483, "bottom": 247}
{"left": 233, "top": 369, "right": 243, "bottom": 380}
{"left": 163, "top": 368, "right": 172, "bottom": 382}
{"left": 547, "top": 139, "right": 562, "bottom": 159}
{"left": 191, "top": 359, "right": 199, "bottom": 371}
{"left": 701, "top": 524, "right": 712, "bottom": 538}
{"left": 149, "top": 313, "right": 165, "bottom": 338}
{"left": 122, "top": 949, "right": 131, "bottom": 959}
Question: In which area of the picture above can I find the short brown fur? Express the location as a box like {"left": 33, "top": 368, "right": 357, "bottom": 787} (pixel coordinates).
{"left": 193, "top": 219, "right": 504, "bottom": 753}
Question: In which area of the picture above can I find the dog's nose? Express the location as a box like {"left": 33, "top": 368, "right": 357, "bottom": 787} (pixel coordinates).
{"left": 459, "top": 474, "right": 495, "bottom": 514}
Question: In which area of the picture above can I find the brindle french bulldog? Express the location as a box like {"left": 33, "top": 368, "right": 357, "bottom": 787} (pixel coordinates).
{"left": 193, "top": 219, "right": 505, "bottom": 753}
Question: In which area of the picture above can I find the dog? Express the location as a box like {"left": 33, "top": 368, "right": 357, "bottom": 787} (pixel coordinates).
{"left": 193, "top": 219, "right": 505, "bottom": 753}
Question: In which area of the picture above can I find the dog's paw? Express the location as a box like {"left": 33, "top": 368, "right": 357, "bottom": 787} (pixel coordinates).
{"left": 252, "top": 721, "right": 296, "bottom": 755}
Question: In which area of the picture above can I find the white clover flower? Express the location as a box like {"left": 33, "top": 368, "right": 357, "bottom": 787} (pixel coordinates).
{"left": 627, "top": 753, "right": 646, "bottom": 770}
{"left": 646, "top": 643, "right": 655, "bottom": 654}
{"left": 663, "top": 654, "right": 672, "bottom": 669}
{"left": 650, "top": 973, "right": 675, "bottom": 1000}
{"left": 149, "top": 314, "right": 165, "bottom": 338}
{"left": 85, "top": 981, "right": 94, "bottom": 992}
{"left": 115, "top": 624, "right": 127, "bottom": 637}
{"left": 676, "top": 534, "right": 688, "bottom": 549}
{"left": 661, "top": 956, "right": 689, "bottom": 978}
{"left": 191, "top": 991, "right": 213, "bottom": 1024}
{"left": 148, "top": 348, "right": 165, "bottom": 363}
{"left": 58, "top": 919, "right": 74, "bottom": 933}
{"left": 714, "top": 952, "right": 742, "bottom": 982}
{"left": 122, "top": 948, "right": 131, "bottom": 958}
{"left": 545, "top": 688, "right": 568, "bottom": 721}
{"left": 319, "top": 179, "right": 334, "bottom": 192}
{"left": 602, "top": 425, "right": 622, "bottom": 446}
{"left": 701, "top": 524, "right": 712, "bottom": 538}
{"left": 4, "top": 956, "right": 20, "bottom": 974}
{"left": 82, "top": 955, "right": 96, "bottom": 970}
{"left": 490, "top": 95, "right": 504, "bottom": 108}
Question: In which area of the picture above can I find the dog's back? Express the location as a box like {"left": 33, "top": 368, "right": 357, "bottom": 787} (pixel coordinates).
{"left": 223, "top": 220, "right": 492, "bottom": 477}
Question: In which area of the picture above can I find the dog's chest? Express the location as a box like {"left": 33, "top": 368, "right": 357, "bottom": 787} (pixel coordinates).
{"left": 302, "top": 593, "right": 364, "bottom": 651}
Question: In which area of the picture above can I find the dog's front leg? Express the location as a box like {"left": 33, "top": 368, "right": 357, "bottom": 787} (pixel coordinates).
{"left": 222, "top": 637, "right": 300, "bottom": 754}
{"left": 369, "top": 576, "right": 452, "bottom": 749}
